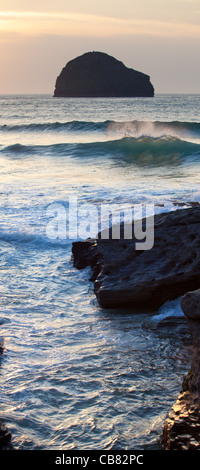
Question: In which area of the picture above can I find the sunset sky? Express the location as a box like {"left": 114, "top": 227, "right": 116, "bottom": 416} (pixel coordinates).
{"left": 0, "top": 0, "right": 199, "bottom": 94}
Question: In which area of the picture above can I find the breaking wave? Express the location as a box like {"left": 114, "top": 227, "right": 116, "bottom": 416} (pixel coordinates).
{"left": 1, "top": 136, "right": 200, "bottom": 164}
{"left": 0, "top": 228, "right": 69, "bottom": 248}
{"left": 0, "top": 119, "right": 200, "bottom": 141}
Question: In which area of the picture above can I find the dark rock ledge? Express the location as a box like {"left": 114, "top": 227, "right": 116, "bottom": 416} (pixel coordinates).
{"left": 72, "top": 206, "right": 200, "bottom": 450}
{"left": 162, "top": 288, "right": 200, "bottom": 449}
{"left": 163, "top": 320, "right": 200, "bottom": 450}
{"left": 72, "top": 206, "right": 200, "bottom": 310}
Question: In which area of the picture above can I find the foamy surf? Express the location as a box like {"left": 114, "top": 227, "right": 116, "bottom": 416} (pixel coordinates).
{"left": 0, "top": 228, "right": 70, "bottom": 248}
{"left": 0, "top": 94, "right": 199, "bottom": 451}
{"left": 152, "top": 298, "right": 184, "bottom": 323}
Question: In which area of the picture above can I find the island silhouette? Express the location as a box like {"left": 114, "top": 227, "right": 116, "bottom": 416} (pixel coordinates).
{"left": 54, "top": 51, "right": 154, "bottom": 97}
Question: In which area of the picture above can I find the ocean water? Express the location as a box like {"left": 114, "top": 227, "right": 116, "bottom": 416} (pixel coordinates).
{"left": 0, "top": 94, "right": 199, "bottom": 450}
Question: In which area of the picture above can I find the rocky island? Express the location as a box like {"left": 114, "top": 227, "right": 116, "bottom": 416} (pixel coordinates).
{"left": 54, "top": 51, "right": 154, "bottom": 98}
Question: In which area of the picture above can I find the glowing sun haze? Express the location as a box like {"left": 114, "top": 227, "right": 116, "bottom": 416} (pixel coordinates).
{"left": 0, "top": 0, "right": 199, "bottom": 94}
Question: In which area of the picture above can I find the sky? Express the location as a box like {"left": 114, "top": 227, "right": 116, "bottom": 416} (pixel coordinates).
{"left": 0, "top": 0, "right": 199, "bottom": 94}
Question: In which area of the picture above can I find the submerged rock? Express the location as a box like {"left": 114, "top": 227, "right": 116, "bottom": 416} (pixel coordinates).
{"left": 0, "top": 422, "right": 12, "bottom": 449}
{"left": 72, "top": 207, "right": 200, "bottom": 310}
{"left": 0, "top": 339, "right": 12, "bottom": 449}
{"left": 181, "top": 289, "right": 200, "bottom": 320}
{"left": 0, "top": 337, "right": 3, "bottom": 353}
{"left": 54, "top": 51, "right": 154, "bottom": 98}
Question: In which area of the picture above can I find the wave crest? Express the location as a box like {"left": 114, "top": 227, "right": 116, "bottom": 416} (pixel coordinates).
{"left": 1, "top": 119, "right": 200, "bottom": 141}
{"left": 1, "top": 136, "right": 200, "bottom": 165}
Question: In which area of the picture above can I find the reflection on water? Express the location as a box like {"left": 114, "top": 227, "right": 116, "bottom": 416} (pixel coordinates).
{"left": 0, "top": 94, "right": 199, "bottom": 450}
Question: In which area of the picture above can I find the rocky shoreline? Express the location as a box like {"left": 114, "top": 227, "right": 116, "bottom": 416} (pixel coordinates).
{"left": 163, "top": 317, "right": 200, "bottom": 449}
{"left": 72, "top": 205, "right": 200, "bottom": 450}
{"left": 1, "top": 205, "right": 200, "bottom": 450}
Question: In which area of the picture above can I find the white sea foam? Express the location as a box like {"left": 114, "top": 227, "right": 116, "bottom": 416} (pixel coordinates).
{"left": 152, "top": 297, "right": 184, "bottom": 322}
{"left": 0, "top": 94, "right": 199, "bottom": 451}
{"left": 0, "top": 228, "right": 70, "bottom": 247}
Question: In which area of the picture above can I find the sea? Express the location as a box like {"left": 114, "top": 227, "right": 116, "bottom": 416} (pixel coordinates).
{"left": 0, "top": 94, "right": 200, "bottom": 450}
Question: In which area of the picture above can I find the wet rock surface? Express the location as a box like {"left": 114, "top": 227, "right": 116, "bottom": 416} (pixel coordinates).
{"left": 181, "top": 289, "right": 200, "bottom": 320}
{"left": 163, "top": 320, "right": 200, "bottom": 450}
{"left": 0, "top": 338, "right": 4, "bottom": 354}
{"left": 72, "top": 206, "right": 200, "bottom": 310}
{"left": 0, "top": 338, "right": 12, "bottom": 449}
{"left": 0, "top": 422, "right": 12, "bottom": 449}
